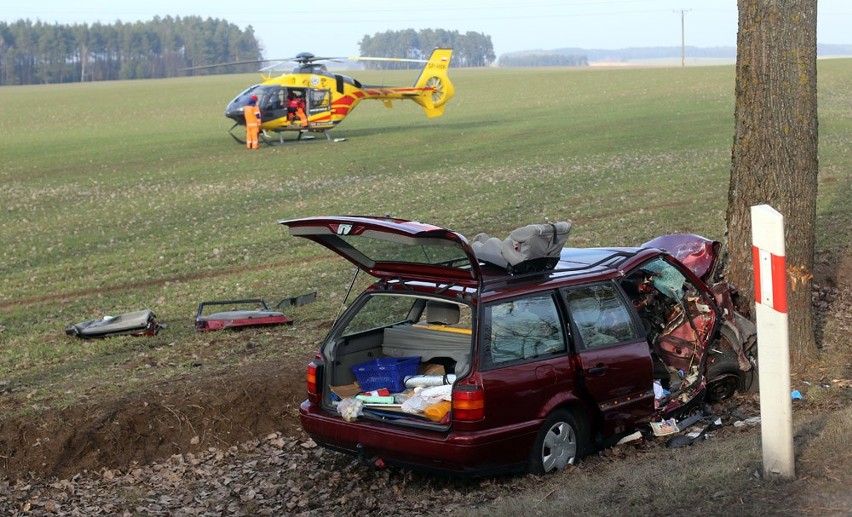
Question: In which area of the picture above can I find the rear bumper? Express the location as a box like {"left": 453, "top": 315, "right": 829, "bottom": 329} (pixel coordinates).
{"left": 299, "top": 400, "right": 539, "bottom": 476}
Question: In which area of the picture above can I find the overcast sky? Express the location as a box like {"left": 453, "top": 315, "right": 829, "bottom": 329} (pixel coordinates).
{"left": 1, "top": 0, "right": 849, "bottom": 59}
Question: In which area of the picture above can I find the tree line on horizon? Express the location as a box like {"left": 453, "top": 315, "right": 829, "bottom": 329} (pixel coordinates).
{"left": 498, "top": 53, "right": 588, "bottom": 67}
{"left": 358, "top": 29, "right": 495, "bottom": 68}
{"left": 0, "top": 21, "right": 498, "bottom": 85}
{"left": 0, "top": 16, "right": 262, "bottom": 85}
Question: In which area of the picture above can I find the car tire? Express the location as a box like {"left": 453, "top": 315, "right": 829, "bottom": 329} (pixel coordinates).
{"left": 705, "top": 351, "right": 747, "bottom": 402}
{"left": 528, "top": 409, "right": 585, "bottom": 475}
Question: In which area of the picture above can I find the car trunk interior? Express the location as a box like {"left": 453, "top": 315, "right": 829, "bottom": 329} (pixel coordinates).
{"left": 320, "top": 297, "right": 473, "bottom": 427}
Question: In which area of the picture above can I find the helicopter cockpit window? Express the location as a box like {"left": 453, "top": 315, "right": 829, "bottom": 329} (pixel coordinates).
{"left": 231, "top": 85, "right": 262, "bottom": 105}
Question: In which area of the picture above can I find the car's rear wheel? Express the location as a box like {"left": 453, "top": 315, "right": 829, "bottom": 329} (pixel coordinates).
{"left": 529, "top": 409, "right": 585, "bottom": 474}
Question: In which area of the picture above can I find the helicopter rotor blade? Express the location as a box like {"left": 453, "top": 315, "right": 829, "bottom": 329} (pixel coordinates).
{"left": 183, "top": 53, "right": 338, "bottom": 72}
{"left": 183, "top": 58, "right": 293, "bottom": 71}
{"left": 303, "top": 56, "right": 342, "bottom": 62}
{"left": 185, "top": 52, "right": 433, "bottom": 74}
{"left": 349, "top": 56, "right": 429, "bottom": 64}
{"left": 259, "top": 62, "right": 292, "bottom": 73}
{"left": 184, "top": 52, "right": 359, "bottom": 72}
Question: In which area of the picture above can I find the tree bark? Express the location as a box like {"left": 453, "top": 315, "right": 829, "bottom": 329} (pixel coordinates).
{"left": 726, "top": 0, "right": 819, "bottom": 362}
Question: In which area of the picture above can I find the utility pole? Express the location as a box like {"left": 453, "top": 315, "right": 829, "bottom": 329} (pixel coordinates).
{"left": 674, "top": 9, "right": 691, "bottom": 66}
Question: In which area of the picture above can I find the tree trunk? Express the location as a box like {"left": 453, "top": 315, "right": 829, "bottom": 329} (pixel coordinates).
{"left": 726, "top": 0, "right": 819, "bottom": 363}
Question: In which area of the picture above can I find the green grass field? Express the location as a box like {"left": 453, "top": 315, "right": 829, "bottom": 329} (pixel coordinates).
{"left": 0, "top": 61, "right": 850, "bottom": 413}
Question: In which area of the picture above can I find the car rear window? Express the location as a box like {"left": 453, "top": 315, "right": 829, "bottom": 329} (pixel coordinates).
{"left": 335, "top": 233, "right": 472, "bottom": 268}
{"left": 340, "top": 294, "right": 471, "bottom": 337}
{"left": 340, "top": 294, "right": 418, "bottom": 336}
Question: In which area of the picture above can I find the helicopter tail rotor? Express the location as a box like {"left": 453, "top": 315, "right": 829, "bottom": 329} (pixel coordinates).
{"left": 411, "top": 48, "right": 455, "bottom": 118}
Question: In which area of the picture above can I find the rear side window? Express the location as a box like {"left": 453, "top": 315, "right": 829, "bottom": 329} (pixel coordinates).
{"left": 309, "top": 89, "right": 331, "bottom": 112}
{"left": 483, "top": 293, "right": 566, "bottom": 366}
{"left": 564, "top": 283, "right": 639, "bottom": 349}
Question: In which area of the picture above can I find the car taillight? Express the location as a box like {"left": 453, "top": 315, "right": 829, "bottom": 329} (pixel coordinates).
{"left": 306, "top": 362, "right": 319, "bottom": 395}
{"left": 452, "top": 385, "right": 484, "bottom": 421}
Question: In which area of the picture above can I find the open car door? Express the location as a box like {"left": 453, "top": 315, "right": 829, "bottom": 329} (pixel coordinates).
{"left": 279, "top": 216, "right": 482, "bottom": 287}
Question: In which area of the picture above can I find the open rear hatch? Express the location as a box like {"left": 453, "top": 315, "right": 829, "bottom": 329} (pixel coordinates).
{"left": 279, "top": 216, "right": 481, "bottom": 286}
{"left": 280, "top": 216, "right": 479, "bottom": 428}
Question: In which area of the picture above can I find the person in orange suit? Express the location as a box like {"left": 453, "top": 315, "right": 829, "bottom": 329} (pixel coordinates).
{"left": 244, "top": 95, "right": 262, "bottom": 150}
{"left": 287, "top": 91, "right": 308, "bottom": 126}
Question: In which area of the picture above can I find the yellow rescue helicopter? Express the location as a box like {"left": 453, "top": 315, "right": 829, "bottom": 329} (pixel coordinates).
{"left": 216, "top": 48, "right": 454, "bottom": 144}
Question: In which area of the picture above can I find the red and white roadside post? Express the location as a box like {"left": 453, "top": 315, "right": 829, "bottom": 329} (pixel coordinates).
{"left": 751, "top": 204, "right": 795, "bottom": 479}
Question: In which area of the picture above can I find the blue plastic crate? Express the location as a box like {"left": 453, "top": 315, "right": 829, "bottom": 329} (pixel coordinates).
{"left": 352, "top": 356, "right": 420, "bottom": 393}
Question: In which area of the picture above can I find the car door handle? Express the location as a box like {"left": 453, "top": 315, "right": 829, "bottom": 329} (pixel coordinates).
{"left": 587, "top": 366, "right": 609, "bottom": 376}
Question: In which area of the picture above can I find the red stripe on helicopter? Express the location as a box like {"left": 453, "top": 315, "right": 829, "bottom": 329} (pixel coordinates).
{"left": 335, "top": 96, "right": 356, "bottom": 107}
{"left": 364, "top": 88, "right": 423, "bottom": 95}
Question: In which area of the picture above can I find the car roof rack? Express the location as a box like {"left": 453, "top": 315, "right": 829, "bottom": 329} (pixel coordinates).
{"left": 479, "top": 249, "right": 639, "bottom": 289}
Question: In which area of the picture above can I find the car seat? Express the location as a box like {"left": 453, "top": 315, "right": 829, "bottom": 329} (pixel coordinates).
{"left": 472, "top": 221, "right": 572, "bottom": 273}
{"left": 425, "top": 301, "right": 460, "bottom": 325}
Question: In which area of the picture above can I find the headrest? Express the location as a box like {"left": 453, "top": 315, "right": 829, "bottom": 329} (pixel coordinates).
{"left": 425, "top": 301, "right": 460, "bottom": 325}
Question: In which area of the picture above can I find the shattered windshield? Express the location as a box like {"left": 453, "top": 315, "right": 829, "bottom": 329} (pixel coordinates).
{"left": 642, "top": 258, "right": 687, "bottom": 301}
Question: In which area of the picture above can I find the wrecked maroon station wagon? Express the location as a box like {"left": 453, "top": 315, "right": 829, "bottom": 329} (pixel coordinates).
{"left": 280, "top": 216, "right": 757, "bottom": 476}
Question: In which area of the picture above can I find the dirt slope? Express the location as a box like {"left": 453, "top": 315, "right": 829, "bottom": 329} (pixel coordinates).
{"left": 0, "top": 359, "right": 307, "bottom": 479}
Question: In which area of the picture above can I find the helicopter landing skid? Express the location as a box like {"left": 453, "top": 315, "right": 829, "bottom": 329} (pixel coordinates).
{"left": 259, "top": 131, "right": 289, "bottom": 146}
{"left": 258, "top": 129, "right": 331, "bottom": 145}
{"left": 226, "top": 124, "right": 285, "bottom": 146}
{"left": 228, "top": 123, "right": 331, "bottom": 146}
{"left": 228, "top": 123, "right": 247, "bottom": 144}
{"left": 296, "top": 129, "right": 332, "bottom": 141}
